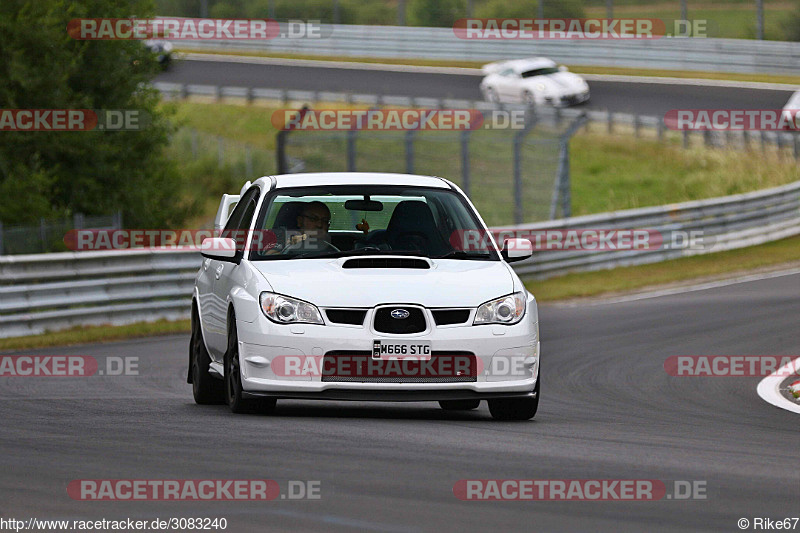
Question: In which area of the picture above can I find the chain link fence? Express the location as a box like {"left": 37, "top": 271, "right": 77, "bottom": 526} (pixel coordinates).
{"left": 277, "top": 108, "right": 586, "bottom": 225}
{"left": 0, "top": 213, "right": 122, "bottom": 256}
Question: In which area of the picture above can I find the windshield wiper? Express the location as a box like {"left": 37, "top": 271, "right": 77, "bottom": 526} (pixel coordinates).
{"left": 434, "top": 251, "right": 494, "bottom": 260}
{"left": 292, "top": 249, "right": 430, "bottom": 260}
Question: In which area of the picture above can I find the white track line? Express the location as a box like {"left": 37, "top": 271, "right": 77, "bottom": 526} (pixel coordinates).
{"left": 180, "top": 52, "right": 799, "bottom": 90}
{"left": 554, "top": 268, "right": 800, "bottom": 307}
{"left": 757, "top": 357, "right": 800, "bottom": 414}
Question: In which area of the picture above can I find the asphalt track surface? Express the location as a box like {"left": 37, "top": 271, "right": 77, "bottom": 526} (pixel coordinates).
{"left": 2, "top": 272, "right": 798, "bottom": 532}
{"left": 155, "top": 59, "right": 796, "bottom": 116}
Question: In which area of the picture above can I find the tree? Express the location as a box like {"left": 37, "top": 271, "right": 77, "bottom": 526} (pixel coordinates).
{"left": 408, "top": 0, "right": 465, "bottom": 28}
{"left": 0, "top": 0, "right": 184, "bottom": 227}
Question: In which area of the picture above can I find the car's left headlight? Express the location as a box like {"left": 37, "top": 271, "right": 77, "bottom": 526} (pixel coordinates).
{"left": 260, "top": 292, "right": 324, "bottom": 325}
{"left": 474, "top": 291, "right": 526, "bottom": 325}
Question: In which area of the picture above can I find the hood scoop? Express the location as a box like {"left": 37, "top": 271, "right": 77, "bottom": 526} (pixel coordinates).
{"left": 342, "top": 257, "right": 430, "bottom": 269}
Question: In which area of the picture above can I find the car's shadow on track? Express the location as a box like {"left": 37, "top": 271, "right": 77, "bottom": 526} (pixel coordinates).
{"left": 180, "top": 401, "right": 538, "bottom": 423}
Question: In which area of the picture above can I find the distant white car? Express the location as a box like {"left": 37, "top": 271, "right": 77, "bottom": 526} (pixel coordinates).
{"left": 480, "top": 57, "right": 590, "bottom": 107}
{"left": 781, "top": 90, "right": 800, "bottom": 130}
{"left": 190, "top": 172, "right": 541, "bottom": 420}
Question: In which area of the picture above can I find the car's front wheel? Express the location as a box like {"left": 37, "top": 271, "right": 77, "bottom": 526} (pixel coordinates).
{"left": 484, "top": 87, "right": 500, "bottom": 103}
{"left": 439, "top": 400, "right": 480, "bottom": 411}
{"left": 488, "top": 373, "right": 539, "bottom": 421}
{"left": 225, "top": 310, "right": 277, "bottom": 415}
{"left": 189, "top": 305, "right": 224, "bottom": 405}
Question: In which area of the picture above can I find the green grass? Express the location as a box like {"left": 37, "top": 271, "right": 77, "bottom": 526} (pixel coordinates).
{"left": 166, "top": 101, "right": 800, "bottom": 226}
{"left": 527, "top": 234, "right": 800, "bottom": 301}
{"left": 585, "top": 1, "right": 795, "bottom": 40}
{"left": 0, "top": 319, "right": 191, "bottom": 352}
{"left": 175, "top": 49, "right": 800, "bottom": 86}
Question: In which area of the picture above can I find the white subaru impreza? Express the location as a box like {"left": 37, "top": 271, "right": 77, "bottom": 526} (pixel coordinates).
{"left": 189, "top": 172, "right": 540, "bottom": 420}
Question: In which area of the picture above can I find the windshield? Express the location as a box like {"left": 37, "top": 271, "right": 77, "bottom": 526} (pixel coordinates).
{"left": 249, "top": 186, "right": 498, "bottom": 261}
{"left": 521, "top": 67, "right": 559, "bottom": 78}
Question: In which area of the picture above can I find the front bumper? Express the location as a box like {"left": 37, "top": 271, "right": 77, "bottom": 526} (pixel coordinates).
{"left": 235, "top": 302, "right": 540, "bottom": 399}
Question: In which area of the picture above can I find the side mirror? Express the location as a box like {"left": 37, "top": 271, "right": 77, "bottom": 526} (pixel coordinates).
{"left": 501, "top": 238, "right": 533, "bottom": 263}
{"left": 201, "top": 237, "right": 239, "bottom": 262}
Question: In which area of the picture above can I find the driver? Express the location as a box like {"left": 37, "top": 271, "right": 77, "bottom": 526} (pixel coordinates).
{"left": 281, "top": 201, "right": 336, "bottom": 253}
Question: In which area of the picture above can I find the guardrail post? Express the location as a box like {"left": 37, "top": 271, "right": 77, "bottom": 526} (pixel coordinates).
{"left": 760, "top": 131, "right": 767, "bottom": 153}
{"left": 113, "top": 210, "right": 123, "bottom": 229}
{"left": 191, "top": 129, "right": 198, "bottom": 158}
{"left": 703, "top": 129, "right": 712, "bottom": 147}
{"left": 245, "top": 145, "right": 253, "bottom": 177}
{"left": 682, "top": 130, "right": 690, "bottom": 149}
{"left": 73, "top": 213, "right": 84, "bottom": 230}
{"left": 633, "top": 114, "right": 640, "bottom": 138}
{"left": 607, "top": 111, "right": 613, "bottom": 134}
{"left": 0, "top": 221, "right": 4, "bottom": 256}
{"left": 405, "top": 130, "right": 415, "bottom": 174}
{"left": 347, "top": 129, "right": 357, "bottom": 171}
{"left": 460, "top": 130, "right": 471, "bottom": 198}
{"left": 180, "top": 83, "right": 188, "bottom": 100}
{"left": 215, "top": 85, "right": 222, "bottom": 101}
{"left": 246, "top": 87, "right": 254, "bottom": 104}
{"left": 513, "top": 112, "right": 538, "bottom": 225}
{"left": 794, "top": 134, "right": 799, "bottom": 160}
{"left": 276, "top": 130, "right": 288, "bottom": 174}
{"left": 657, "top": 117, "right": 664, "bottom": 141}
{"left": 743, "top": 130, "right": 751, "bottom": 151}
{"left": 39, "top": 217, "right": 47, "bottom": 253}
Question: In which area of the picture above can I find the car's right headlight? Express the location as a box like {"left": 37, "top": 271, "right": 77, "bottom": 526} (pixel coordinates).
{"left": 473, "top": 291, "right": 526, "bottom": 325}
{"left": 260, "top": 292, "right": 324, "bottom": 325}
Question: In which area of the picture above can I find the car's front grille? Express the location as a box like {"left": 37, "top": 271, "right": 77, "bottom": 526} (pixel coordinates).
{"left": 373, "top": 306, "right": 426, "bottom": 334}
{"left": 321, "top": 351, "right": 477, "bottom": 383}
{"left": 431, "top": 309, "right": 471, "bottom": 326}
{"left": 325, "top": 309, "right": 367, "bottom": 325}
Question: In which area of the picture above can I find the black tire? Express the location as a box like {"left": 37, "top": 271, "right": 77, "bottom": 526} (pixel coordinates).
{"left": 189, "top": 305, "right": 225, "bottom": 405}
{"left": 439, "top": 399, "right": 481, "bottom": 411}
{"left": 225, "top": 310, "right": 277, "bottom": 415}
{"left": 488, "top": 373, "right": 540, "bottom": 421}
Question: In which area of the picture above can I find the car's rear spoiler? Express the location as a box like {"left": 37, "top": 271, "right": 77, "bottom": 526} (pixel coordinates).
{"left": 481, "top": 61, "right": 508, "bottom": 75}
{"left": 213, "top": 181, "right": 255, "bottom": 232}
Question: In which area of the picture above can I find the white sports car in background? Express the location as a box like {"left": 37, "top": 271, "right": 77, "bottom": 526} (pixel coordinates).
{"left": 480, "top": 57, "right": 590, "bottom": 107}
{"left": 190, "top": 172, "right": 540, "bottom": 420}
{"left": 781, "top": 90, "right": 800, "bottom": 129}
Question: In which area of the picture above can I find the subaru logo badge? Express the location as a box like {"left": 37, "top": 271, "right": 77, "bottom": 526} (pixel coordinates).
{"left": 390, "top": 309, "right": 410, "bottom": 320}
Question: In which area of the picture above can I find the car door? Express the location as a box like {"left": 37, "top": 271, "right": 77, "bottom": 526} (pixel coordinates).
{"left": 206, "top": 186, "right": 261, "bottom": 359}
{"left": 496, "top": 68, "right": 521, "bottom": 102}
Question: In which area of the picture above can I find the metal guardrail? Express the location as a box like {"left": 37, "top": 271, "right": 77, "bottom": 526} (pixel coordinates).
{"left": 0, "top": 181, "right": 797, "bottom": 338}
{"left": 153, "top": 82, "right": 800, "bottom": 157}
{"left": 174, "top": 23, "right": 800, "bottom": 75}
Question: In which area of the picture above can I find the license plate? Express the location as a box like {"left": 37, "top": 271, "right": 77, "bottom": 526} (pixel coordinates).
{"left": 372, "top": 340, "right": 432, "bottom": 360}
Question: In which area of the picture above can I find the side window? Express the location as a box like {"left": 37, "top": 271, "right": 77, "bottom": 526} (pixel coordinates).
{"left": 222, "top": 187, "right": 260, "bottom": 251}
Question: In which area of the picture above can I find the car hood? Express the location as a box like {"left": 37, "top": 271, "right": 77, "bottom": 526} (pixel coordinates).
{"left": 522, "top": 72, "right": 586, "bottom": 93}
{"left": 251, "top": 257, "right": 515, "bottom": 308}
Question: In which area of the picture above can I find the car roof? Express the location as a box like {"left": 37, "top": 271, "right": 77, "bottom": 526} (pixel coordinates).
{"left": 264, "top": 172, "right": 451, "bottom": 190}
{"left": 499, "top": 57, "right": 557, "bottom": 73}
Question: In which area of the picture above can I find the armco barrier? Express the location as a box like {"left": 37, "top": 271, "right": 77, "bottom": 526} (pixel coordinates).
{"left": 174, "top": 23, "right": 800, "bottom": 75}
{"left": 0, "top": 181, "right": 797, "bottom": 338}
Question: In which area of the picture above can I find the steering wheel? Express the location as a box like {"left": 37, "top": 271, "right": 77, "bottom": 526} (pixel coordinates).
{"left": 280, "top": 237, "right": 340, "bottom": 255}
